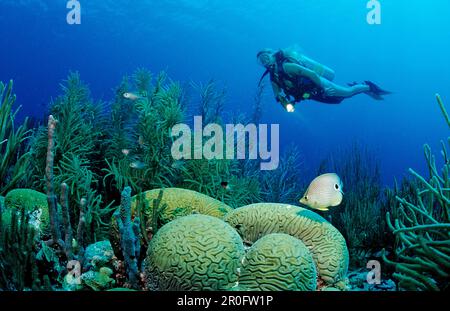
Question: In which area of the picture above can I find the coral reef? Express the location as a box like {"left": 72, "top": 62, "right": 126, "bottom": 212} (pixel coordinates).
{"left": 239, "top": 233, "right": 317, "bottom": 291}
{"left": 383, "top": 94, "right": 450, "bottom": 291}
{"left": 224, "top": 203, "right": 349, "bottom": 285}
{"left": 145, "top": 214, "right": 245, "bottom": 291}
{"left": 4, "top": 69, "right": 447, "bottom": 292}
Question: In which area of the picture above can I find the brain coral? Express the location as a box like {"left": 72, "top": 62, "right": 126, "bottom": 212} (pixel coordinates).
{"left": 224, "top": 203, "right": 349, "bottom": 284}
{"left": 145, "top": 214, "right": 245, "bottom": 291}
{"left": 239, "top": 233, "right": 317, "bottom": 291}
{"left": 110, "top": 188, "right": 233, "bottom": 256}
{"left": 4, "top": 188, "right": 51, "bottom": 235}
{"left": 131, "top": 187, "right": 232, "bottom": 223}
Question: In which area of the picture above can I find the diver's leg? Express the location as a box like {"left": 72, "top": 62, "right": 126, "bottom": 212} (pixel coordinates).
{"left": 321, "top": 78, "right": 369, "bottom": 98}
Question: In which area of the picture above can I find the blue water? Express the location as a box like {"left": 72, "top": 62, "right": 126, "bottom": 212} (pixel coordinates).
{"left": 1, "top": 0, "right": 449, "bottom": 186}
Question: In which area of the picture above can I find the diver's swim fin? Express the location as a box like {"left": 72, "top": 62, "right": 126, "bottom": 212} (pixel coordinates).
{"left": 364, "top": 81, "right": 392, "bottom": 100}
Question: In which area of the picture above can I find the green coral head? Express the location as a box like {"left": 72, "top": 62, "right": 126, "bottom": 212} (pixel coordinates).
{"left": 4, "top": 189, "right": 52, "bottom": 236}
{"left": 240, "top": 233, "right": 317, "bottom": 291}
{"left": 145, "top": 214, "right": 245, "bottom": 291}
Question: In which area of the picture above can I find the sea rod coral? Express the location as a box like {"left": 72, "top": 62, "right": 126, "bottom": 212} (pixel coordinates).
{"left": 383, "top": 94, "right": 450, "bottom": 291}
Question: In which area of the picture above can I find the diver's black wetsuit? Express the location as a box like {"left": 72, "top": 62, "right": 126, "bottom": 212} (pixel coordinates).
{"left": 270, "top": 51, "right": 346, "bottom": 104}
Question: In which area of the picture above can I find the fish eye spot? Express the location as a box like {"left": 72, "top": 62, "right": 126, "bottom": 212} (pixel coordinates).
{"left": 334, "top": 183, "right": 339, "bottom": 190}
{"left": 304, "top": 195, "right": 308, "bottom": 201}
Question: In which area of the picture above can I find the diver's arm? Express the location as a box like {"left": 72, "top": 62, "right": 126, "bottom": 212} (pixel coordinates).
{"left": 283, "top": 63, "right": 323, "bottom": 87}
{"left": 271, "top": 81, "right": 290, "bottom": 108}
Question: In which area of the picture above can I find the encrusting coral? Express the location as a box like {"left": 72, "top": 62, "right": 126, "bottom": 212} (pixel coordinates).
{"left": 224, "top": 203, "right": 349, "bottom": 286}
{"left": 383, "top": 94, "right": 450, "bottom": 291}
{"left": 4, "top": 188, "right": 51, "bottom": 236}
{"left": 145, "top": 214, "right": 245, "bottom": 291}
{"left": 239, "top": 233, "right": 317, "bottom": 291}
{"left": 83, "top": 240, "right": 115, "bottom": 271}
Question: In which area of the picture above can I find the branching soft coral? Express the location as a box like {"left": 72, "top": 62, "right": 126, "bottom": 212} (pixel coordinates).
{"left": 383, "top": 94, "right": 450, "bottom": 291}
{"left": 29, "top": 72, "right": 105, "bottom": 189}
{"left": 259, "top": 145, "right": 304, "bottom": 205}
{"left": 0, "top": 80, "right": 32, "bottom": 195}
{"left": 28, "top": 73, "right": 111, "bottom": 242}
{"left": 191, "top": 79, "right": 226, "bottom": 125}
{"left": 317, "top": 143, "right": 389, "bottom": 267}
{"left": 103, "top": 70, "right": 186, "bottom": 194}
{"left": 0, "top": 208, "right": 39, "bottom": 290}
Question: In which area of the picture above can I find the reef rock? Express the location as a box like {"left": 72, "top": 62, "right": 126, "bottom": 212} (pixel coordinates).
{"left": 239, "top": 233, "right": 317, "bottom": 291}
{"left": 145, "top": 214, "right": 245, "bottom": 291}
{"left": 81, "top": 267, "right": 115, "bottom": 291}
{"left": 347, "top": 269, "right": 397, "bottom": 291}
{"left": 84, "top": 240, "right": 115, "bottom": 270}
{"left": 224, "top": 203, "right": 349, "bottom": 285}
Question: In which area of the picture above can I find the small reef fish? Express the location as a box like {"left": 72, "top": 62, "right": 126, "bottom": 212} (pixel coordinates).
{"left": 130, "top": 160, "right": 146, "bottom": 169}
{"left": 221, "top": 181, "right": 231, "bottom": 190}
{"left": 122, "top": 149, "right": 130, "bottom": 156}
{"left": 299, "top": 173, "right": 344, "bottom": 211}
{"left": 123, "top": 92, "right": 143, "bottom": 101}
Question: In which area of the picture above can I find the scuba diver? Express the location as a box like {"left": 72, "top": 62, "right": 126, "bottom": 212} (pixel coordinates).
{"left": 257, "top": 48, "right": 391, "bottom": 112}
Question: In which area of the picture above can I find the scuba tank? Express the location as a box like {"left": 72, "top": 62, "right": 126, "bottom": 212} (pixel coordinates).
{"left": 281, "top": 49, "right": 336, "bottom": 81}
{"left": 297, "top": 54, "right": 335, "bottom": 81}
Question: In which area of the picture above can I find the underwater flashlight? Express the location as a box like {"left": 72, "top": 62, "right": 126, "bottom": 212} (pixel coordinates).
{"left": 286, "top": 103, "right": 295, "bottom": 113}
